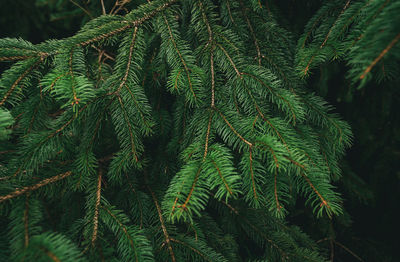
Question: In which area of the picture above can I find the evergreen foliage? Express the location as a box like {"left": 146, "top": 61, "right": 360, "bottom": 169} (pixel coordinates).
{"left": 0, "top": 0, "right": 398, "bottom": 261}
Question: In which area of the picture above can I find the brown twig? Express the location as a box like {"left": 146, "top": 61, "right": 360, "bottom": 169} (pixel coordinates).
{"left": 100, "top": 0, "right": 106, "bottom": 15}
{"left": 91, "top": 169, "right": 103, "bottom": 246}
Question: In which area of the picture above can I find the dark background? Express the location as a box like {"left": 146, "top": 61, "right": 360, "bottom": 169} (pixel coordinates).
{"left": 1, "top": 0, "right": 398, "bottom": 261}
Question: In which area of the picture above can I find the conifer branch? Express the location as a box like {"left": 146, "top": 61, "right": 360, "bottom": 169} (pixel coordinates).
{"left": 162, "top": 14, "right": 196, "bottom": 100}
{"left": 0, "top": 171, "right": 73, "bottom": 203}
{"left": 116, "top": 95, "right": 139, "bottom": 162}
{"left": 0, "top": 1, "right": 368, "bottom": 259}
{"left": 359, "top": 33, "right": 400, "bottom": 79}
{"left": 76, "top": 0, "right": 178, "bottom": 47}
{"left": 240, "top": 72, "right": 297, "bottom": 123}
{"left": 239, "top": 0, "right": 261, "bottom": 66}
{"left": 0, "top": 58, "right": 43, "bottom": 106}
{"left": 169, "top": 238, "right": 212, "bottom": 262}
{"left": 321, "top": 0, "right": 352, "bottom": 48}
{"left": 302, "top": 0, "right": 351, "bottom": 76}
{"left": 216, "top": 108, "right": 252, "bottom": 147}
{"left": 274, "top": 169, "right": 282, "bottom": 210}
{"left": 210, "top": 159, "right": 234, "bottom": 196}
{"left": 101, "top": 206, "right": 140, "bottom": 261}
{"left": 117, "top": 27, "right": 138, "bottom": 93}
{"left": 300, "top": 172, "right": 330, "bottom": 209}
{"left": 216, "top": 44, "right": 241, "bottom": 77}
{"left": 147, "top": 185, "right": 176, "bottom": 262}
{"left": 179, "top": 165, "right": 202, "bottom": 210}
{"left": 224, "top": 0, "right": 235, "bottom": 25}
{"left": 41, "top": 247, "right": 61, "bottom": 262}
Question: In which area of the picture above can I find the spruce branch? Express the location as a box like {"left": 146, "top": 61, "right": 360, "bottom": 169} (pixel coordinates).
{"left": 147, "top": 185, "right": 176, "bottom": 262}
{"left": 0, "top": 171, "right": 73, "bottom": 203}
{"left": 359, "top": 33, "right": 400, "bottom": 80}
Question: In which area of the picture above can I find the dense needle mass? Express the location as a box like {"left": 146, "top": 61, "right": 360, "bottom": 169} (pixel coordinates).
{"left": 0, "top": 0, "right": 398, "bottom": 261}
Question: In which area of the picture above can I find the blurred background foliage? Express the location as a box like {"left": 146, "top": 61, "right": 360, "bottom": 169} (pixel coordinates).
{"left": 0, "top": 0, "right": 398, "bottom": 261}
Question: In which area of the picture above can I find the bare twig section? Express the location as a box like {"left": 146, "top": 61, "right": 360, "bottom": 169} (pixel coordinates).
{"left": 203, "top": 112, "right": 214, "bottom": 159}
{"left": 199, "top": 2, "right": 218, "bottom": 109}
{"left": 210, "top": 46, "right": 215, "bottom": 107}
{"left": 91, "top": 169, "right": 102, "bottom": 246}
{"left": 317, "top": 238, "right": 364, "bottom": 262}
{"left": 0, "top": 171, "right": 73, "bottom": 203}
{"left": 100, "top": 0, "right": 107, "bottom": 15}
{"left": 111, "top": 0, "right": 131, "bottom": 15}
{"left": 334, "top": 240, "right": 364, "bottom": 261}
{"left": 360, "top": 33, "right": 400, "bottom": 79}
{"left": 147, "top": 185, "right": 176, "bottom": 262}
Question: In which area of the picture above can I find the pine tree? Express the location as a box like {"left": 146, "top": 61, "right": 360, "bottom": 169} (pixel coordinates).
{"left": 0, "top": 0, "right": 398, "bottom": 261}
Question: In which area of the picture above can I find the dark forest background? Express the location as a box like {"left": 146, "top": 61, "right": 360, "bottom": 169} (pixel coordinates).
{"left": 0, "top": 0, "right": 398, "bottom": 261}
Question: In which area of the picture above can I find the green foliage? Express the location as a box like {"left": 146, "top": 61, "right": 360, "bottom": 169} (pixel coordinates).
{"left": 0, "top": 108, "right": 14, "bottom": 140}
{"left": 296, "top": 0, "right": 400, "bottom": 87}
{"left": 0, "top": 0, "right": 398, "bottom": 261}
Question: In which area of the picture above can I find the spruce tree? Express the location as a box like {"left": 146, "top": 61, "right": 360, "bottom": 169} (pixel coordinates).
{"left": 0, "top": 0, "right": 398, "bottom": 261}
